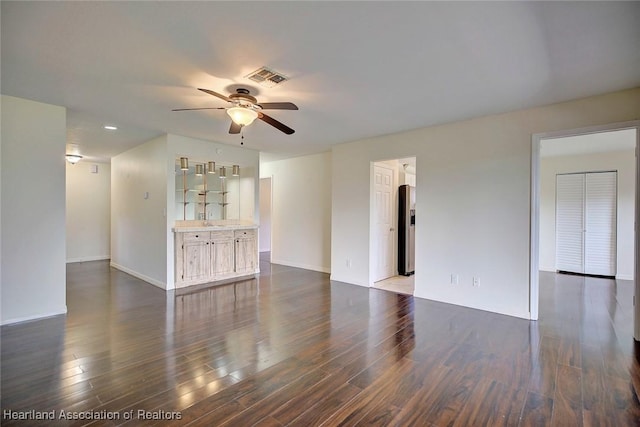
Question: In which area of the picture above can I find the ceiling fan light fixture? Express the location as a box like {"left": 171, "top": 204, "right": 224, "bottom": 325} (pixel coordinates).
{"left": 227, "top": 107, "right": 258, "bottom": 126}
{"left": 65, "top": 154, "right": 83, "bottom": 164}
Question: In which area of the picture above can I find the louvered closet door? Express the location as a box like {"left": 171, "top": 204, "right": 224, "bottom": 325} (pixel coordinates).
{"left": 555, "top": 171, "right": 617, "bottom": 276}
{"left": 584, "top": 172, "right": 617, "bottom": 276}
{"left": 556, "top": 174, "right": 585, "bottom": 274}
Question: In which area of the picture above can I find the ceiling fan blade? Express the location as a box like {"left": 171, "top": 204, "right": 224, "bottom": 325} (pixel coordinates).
{"left": 258, "top": 112, "right": 295, "bottom": 135}
{"left": 257, "top": 102, "right": 298, "bottom": 110}
{"left": 229, "top": 121, "right": 242, "bottom": 134}
{"left": 198, "top": 88, "right": 232, "bottom": 103}
{"left": 172, "top": 107, "right": 226, "bottom": 111}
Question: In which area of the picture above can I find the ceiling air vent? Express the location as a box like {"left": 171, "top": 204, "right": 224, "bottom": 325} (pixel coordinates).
{"left": 245, "top": 67, "right": 289, "bottom": 88}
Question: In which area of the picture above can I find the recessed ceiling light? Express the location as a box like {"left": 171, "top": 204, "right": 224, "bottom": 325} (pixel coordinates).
{"left": 104, "top": 125, "right": 118, "bottom": 130}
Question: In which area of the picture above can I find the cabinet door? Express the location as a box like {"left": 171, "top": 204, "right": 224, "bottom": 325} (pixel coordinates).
{"left": 211, "top": 239, "right": 234, "bottom": 277}
{"left": 183, "top": 240, "right": 210, "bottom": 281}
{"left": 235, "top": 237, "right": 257, "bottom": 274}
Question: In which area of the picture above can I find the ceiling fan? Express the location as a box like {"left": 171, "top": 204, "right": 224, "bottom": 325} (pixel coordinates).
{"left": 173, "top": 88, "right": 298, "bottom": 135}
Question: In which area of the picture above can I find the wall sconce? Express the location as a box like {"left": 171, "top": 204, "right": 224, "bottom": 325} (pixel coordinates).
{"left": 65, "top": 154, "right": 83, "bottom": 164}
{"left": 195, "top": 164, "right": 204, "bottom": 176}
{"left": 208, "top": 161, "right": 216, "bottom": 174}
{"left": 180, "top": 157, "right": 189, "bottom": 170}
{"left": 232, "top": 165, "right": 240, "bottom": 176}
{"left": 219, "top": 166, "right": 226, "bottom": 179}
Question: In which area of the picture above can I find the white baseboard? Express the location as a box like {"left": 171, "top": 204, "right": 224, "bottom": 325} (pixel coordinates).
{"left": 1, "top": 307, "right": 67, "bottom": 326}
{"left": 67, "top": 255, "right": 110, "bottom": 263}
{"left": 110, "top": 262, "right": 167, "bottom": 290}
{"left": 270, "top": 258, "right": 330, "bottom": 274}
{"left": 540, "top": 267, "right": 633, "bottom": 281}
{"left": 328, "top": 274, "right": 369, "bottom": 288}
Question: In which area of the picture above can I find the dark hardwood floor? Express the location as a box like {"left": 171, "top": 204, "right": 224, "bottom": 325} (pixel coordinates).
{"left": 2, "top": 259, "right": 640, "bottom": 426}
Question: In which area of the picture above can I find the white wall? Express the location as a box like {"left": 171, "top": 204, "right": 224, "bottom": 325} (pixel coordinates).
{"left": 261, "top": 152, "right": 332, "bottom": 273}
{"left": 539, "top": 149, "right": 635, "bottom": 279}
{"left": 111, "top": 135, "right": 168, "bottom": 288}
{"left": 66, "top": 161, "right": 111, "bottom": 262}
{"left": 331, "top": 88, "right": 640, "bottom": 319}
{"left": 1, "top": 95, "right": 67, "bottom": 324}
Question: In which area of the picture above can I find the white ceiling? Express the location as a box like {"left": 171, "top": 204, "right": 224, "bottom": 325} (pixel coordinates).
{"left": 2, "top": 2, "right": 639, "bottom": 162}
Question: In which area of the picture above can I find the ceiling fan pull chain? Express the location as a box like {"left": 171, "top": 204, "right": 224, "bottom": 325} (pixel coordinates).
{"left": 241, "top": 130, "right": 244, "bottom": 146}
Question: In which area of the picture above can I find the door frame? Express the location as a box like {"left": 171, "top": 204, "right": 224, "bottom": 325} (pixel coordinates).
{"left": 530, "top": 120, "right": 639, "bottom": 338}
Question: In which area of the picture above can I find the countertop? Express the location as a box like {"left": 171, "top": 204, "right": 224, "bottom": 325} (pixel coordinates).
{"left": 172, "top": 224, "right": 258, "bottom": 232}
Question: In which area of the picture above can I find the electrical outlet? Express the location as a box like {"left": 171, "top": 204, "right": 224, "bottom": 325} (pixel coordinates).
{"left": 451, "top": 274, "right": 458, "bottom": 285}
{"left": 473, "top": 277, "right": 480, "bottom": 287}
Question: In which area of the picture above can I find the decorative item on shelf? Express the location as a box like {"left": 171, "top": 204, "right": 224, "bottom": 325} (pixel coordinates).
{"left": 200, "top": 163, "right": 208, "bottom": 220}
{"left": 65, "top": 154, "right": 83, "bottom": 164}
{"left": 208, "top": 161, "right": 216, "bottom": 174}
{"left": 219, "top": 166, "right": 227, "bottom": 179}
{"left": 232, "top": 165, "right": 240, "bottom": 176}
{"left": 180, "top": 157, "right": 189, "bottom": 170}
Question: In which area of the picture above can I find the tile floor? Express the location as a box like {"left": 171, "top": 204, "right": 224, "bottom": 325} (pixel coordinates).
{"left": 374, "top": 274, "right": 414, "bottom": 295}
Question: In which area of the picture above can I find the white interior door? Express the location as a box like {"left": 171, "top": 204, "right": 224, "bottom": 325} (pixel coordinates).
{"left": 556, "top": 174, "right": 585, "bottom": 273}
{"left": 556, "top": 171, "right": 617, "bottom": 276}
{"left": 374, "top": 165, "right": 395, "bottom": 282}
{"left": 584, "top": 172, "right": 617, "bottom": 276}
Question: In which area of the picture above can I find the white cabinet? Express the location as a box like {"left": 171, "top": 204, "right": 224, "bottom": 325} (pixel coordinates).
{"left": 211, "top": 231, "right": 235, "bottom": 277}
{"left": 234, "top": 229, "right": 258, "bottom": 274}
{"left": 175, "top": 227, "right": 258, "bottom": 288}
{"left": 182, "top": 233, "right": 210, "bottom": 282}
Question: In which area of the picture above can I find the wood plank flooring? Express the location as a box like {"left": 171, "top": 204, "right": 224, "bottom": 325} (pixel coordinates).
{"left": 2, "top": 260, "right": 640, "bottom": 426}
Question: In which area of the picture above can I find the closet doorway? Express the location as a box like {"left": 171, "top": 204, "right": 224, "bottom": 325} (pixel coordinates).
{"left": 531, "top": 122, "right": 638, "bottom": 338}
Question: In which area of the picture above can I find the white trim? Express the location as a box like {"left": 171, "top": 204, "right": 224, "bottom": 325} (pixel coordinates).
{"left": 530, "top": 120, "right": 640, "bottom": 335}
{"left": 270, "top": 258, "right": 331, "bottom": 274}
{"left": 110, "top": 262, "right": 167, "bottom": 289}
{"left": 1, "top": 308, "right": 67, "bottom": 326}
{"left": 329, "top": 275, "right": 370, "bottom": 288}
{"left": 66, "top": 256, "right": 110, "bottom": 263}
{"left": 635, "top": 125, "right": 640, "bottom": 341}
{"left": 617, "top": 274, "right": 634, "bottom": 281}
{"left": 530, "top": 137, "right": 541, "bottom": 320}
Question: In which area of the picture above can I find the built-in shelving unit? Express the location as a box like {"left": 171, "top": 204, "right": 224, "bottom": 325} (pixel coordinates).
{"left": 175, "top": 159, "right": 241, "bottom": 221}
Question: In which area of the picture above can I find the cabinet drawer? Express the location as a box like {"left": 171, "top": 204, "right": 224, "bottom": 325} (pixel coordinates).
{"left": 234, "top": 229, "right": 256, "bottom": 239}
{"left": 182, "top": 232, "right": 209, "bottom": 242}
{"left": 210, "top": 230, "right": 234, "bottom": 241}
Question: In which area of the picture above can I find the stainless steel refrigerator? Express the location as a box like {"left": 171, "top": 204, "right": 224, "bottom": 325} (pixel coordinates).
{"left": 398, "top": 184, "right": 415, "bottom": 276}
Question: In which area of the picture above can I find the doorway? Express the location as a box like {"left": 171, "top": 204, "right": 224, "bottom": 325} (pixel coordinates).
{"left": 531, "top": 122, "right": 639, "bottom": 338}
{"left": 371, "top": 157, "right": 416, "bottom": 295}
{"left": 259, "top": 177, "right": 272, "bottom": 263}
